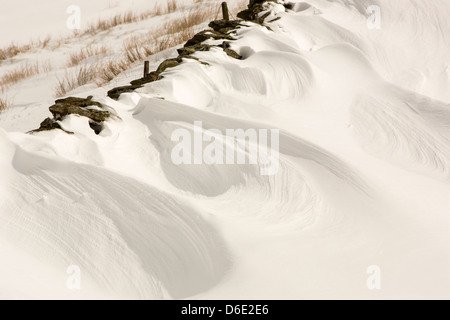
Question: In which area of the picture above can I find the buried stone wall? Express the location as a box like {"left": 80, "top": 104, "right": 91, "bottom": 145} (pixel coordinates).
{"left": 106, "top": 0, "right": 290, "bottom": 100}
{"left": 31, "top": 0, "right": 290, "bottom": 134}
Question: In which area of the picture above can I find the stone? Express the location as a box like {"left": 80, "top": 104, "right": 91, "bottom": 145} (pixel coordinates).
{"left": 89, "top": 121, "right": 103, "bottom": 135}
{"left": 130, "top": 72, "right": 160, "bottom": 86}
{"left": 31, "top": 96, "right": 113, "bottom": 134}
{"left": 184, "top": 30, "right": 233, "bottom": 47}
{"left": 49, "top": 104, "right": 110, "bottom": 122}
{"left": 155, "top": 59, "right": 180, "bottom": 74}
{"left": 29, "top": 118, "right": 73, "bottom": 134}
{"left": 208, "top": 19, "right": 242, "bottom": 33}
{"left": 237, "top": 9, "right": 253, "bottom": 21}
{"left": 257, "top": 12, "right": 272, "bottom": 24}
{"left": 223, "top": 48, "right": 242, "bottom": 59}
{"left": 54, "top": 96, "right": 102, "bottom": 108}
{"left": 38, "top": 118, "right": 62, "bottom": 131}
{"left": 177, "top": 44, "right": 212, "bottom": 57}
{"left": 107, "top": 15, "right": 243, "bottom": 100}
{"left": 107, "top": 85, "right": 142, "bottom": 100}
{"left": 237, "top": 0, "right": 282, "bottom": 23}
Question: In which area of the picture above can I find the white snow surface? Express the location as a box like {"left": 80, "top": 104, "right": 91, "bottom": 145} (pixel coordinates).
{"left": 0, "top": 0, "right": 177, "bottom": 47}
{"left": 1, "top": 0, "right": 450, "bottom": 299}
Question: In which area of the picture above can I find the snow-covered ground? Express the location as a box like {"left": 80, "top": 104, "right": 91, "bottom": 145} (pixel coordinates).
{"left": 1, "top": 0, "right": 450, "bottom": 299}
{"left": 0, "top": 0, "right": 247, "bottom": 132}
{"left": 1, "top": 0, "right": 183, "bottom": 47}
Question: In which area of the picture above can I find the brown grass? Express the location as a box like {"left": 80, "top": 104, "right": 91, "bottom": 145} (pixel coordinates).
{"left": 167, "top": 0, "right": 178, "bottom": 13}
{"left": 54, "top": 0, "right": 247, "bottom": 95}
{"left": 0, "top": 0, "right": 245, "bottom": 63}
{"left": 0, "top": 63, "right": 40, "bottom": 88}
{"left": 85, "top": 11, "right": 137, "bottom": 34}
{"left": 66, "top": 45, "right": 109, "bottom": 67}
{"left": 96, "top": 59, "right": 128, "bottom": 84}
{"left": 163, "top": 7, "right": 215, "bottom": 34}
{"left": 0, "top": 43, "right": 31, "bottom": 62}
{"left": 1, "top": 0, "right": 250, "bottom": 98}
{"left": 41, "top": 36, "right": 51, "bottom": 49}
{"left": 41, "top": 59, "right": 53, "bottom": 73}
{"left": 82, "top": 0, "right": 179, "bottom": 36}
{"left": 0, "top": 59, "right": 54, "bottom": 90}
{"left": 123, "top": 38, "right": 148, "bottom": 64}
{"left": 0, "top": 0, "right": 185, "bottom": 63}
{"left": 55, "top": 65, "right": 98, "bottom": 97}
{"left": 0, "top": 96, "right": 10, "bottom": 113}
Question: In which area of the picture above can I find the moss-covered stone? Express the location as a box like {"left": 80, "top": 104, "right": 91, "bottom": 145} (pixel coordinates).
{"left": 249, "top": 0, "right": 267, "bottom": 5}
{"left": 155, "top": 59, "right": 180, "bottom": 74}
{"left": 268, "top": 16, "right": 281, "bottom": 23}
{"left": 177, "top": 44, "right": 212, "bottom": 57}
{"left": 108, "top": 59, "right": 182, "bottom": 101}
{"left": 49, "top": 96, "right": 110, "bottom": 123}
{"left": 237, "top": 0, "right": 282, "bottom": 24}
{"left": 40, "top": 117, "right": 61, "bottom": 130}
{"left": 177, "top": 46, "right": 197, "bottom": 56}
{"left": 29, "top": 118, "right": 74, "bottom": 134}
{"left": 223, "top": 48, "right": 242, "bottom": 59}
{"left": 130, "top": 72, "right": 161, "bottom": 86}
{"left": 184, "top": 30, "right": 233, "bottom": 47}
{"left": 107, "top": 13, "right": 244, "bottom": 100}
{"left": 208, "top": 20, "right": 242, "bottom": 33}
{"left": 257, "top": 12, "right": 272, "bottom": 24}
{"left": 54, "top": 96, "right": 102, "bottom": 108}
{"left": 181, "top": 55, "right": 210, "bottom": 66}
{"left": 50, "top": 104, "right": 111, "bottom": 122}
{"left": 237, "top": 9, "right": 252, "bottom": 21}
{"left": 107, "top": 85, "right": 142, "bottom": 100}
{"left": 31, "top": 118, "right": 59, "bottom": 132}
{"left": 31, "top": 96, "right": 113, "bottom": 134}
{"left": 178, "top": 43, "right": 241, "bottom": 60}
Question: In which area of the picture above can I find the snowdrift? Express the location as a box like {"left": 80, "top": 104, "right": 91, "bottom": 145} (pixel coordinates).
{"left": 1, "top": 0, "right": 450, "bottom": 299}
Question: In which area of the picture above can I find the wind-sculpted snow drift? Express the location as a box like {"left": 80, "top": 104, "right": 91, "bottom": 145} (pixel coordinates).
{"left": 1, "top": 0, "right": 450, "bottom": 299}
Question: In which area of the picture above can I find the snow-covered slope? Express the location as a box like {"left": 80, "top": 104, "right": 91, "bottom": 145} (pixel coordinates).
{"left": 0, "top": 0, "right": 247, "bottom": 132}
{"left": 1, "top": 0, "right": 450, "bottom": 299}
{"left": 0, "top": 0, "right": 180, "bottom": 47}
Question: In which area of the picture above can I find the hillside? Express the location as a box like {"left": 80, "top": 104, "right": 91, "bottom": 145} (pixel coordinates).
{"left": 0, "top": 0, "right": 450, "bottom": 299}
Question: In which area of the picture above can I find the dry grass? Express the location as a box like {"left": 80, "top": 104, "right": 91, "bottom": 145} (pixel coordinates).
{"left": 0, "top": 59, "right": 54, "bottom": 90}
{"left": 85, "top": 11, "right": 137, "bottom": 34}
{"left": 83, "top": 0, "right": 179, "bottom": 36}
{"left": 123, "top": 38, "right": 149, "bottom": 64}
{"left": 96, "top": 59, "right": 129, "bottom": 84}
{"left": 55, "top": 65, "right": 98, "bottom": 97}
{"left": 0, "top": 96, "right": 10, "bottom": 113}
{"left": 121, "top": 4, "right": 215, "bottom": 59}
{"left": 0, "top": 0, "right": 184, "bottom": 63}
{"left": 55, "top": 0, "right": 248, "bottom": 97}
{"left": 0, "top": 0, "right": 242, "bottom": 63}
{"left": 92, "top": 5, "right": 208, "bottom": 87}
{"left": 167, "top": 0, "right": 178, "bottom": 13}
{"left": 52, "top": 0, "right": 247, "bottom": 96}
{"left": 41, "top": 59, "right": 53, "bottom": 73}
{"left": 164, "top": 8, "right": 215, "bottom": 34}
{"left": 2, "top": 0, "right": 249, "bottom": 98}
{"left": 67, "top": 45, "right": 109, "bottom": 67}
{"left": 0, "top": 36, "right": 55, "bottom": 63}
{"left": 0, "top": 63, "right": 41, "bottom": 88}
{"left": 0, "top": 43, "right": 31, "bottom": 62}
{"left": 41, "top": 36, "right": 51, "bottom": 49}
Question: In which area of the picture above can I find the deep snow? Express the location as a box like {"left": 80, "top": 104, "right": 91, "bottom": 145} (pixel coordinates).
{"left": 1, "top": 0, "right": 450, "bottom": 299}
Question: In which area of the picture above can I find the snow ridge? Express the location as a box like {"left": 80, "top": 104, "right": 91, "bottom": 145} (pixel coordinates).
{"left": 1, "top": 0, "right": 450, "bottom": 299}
